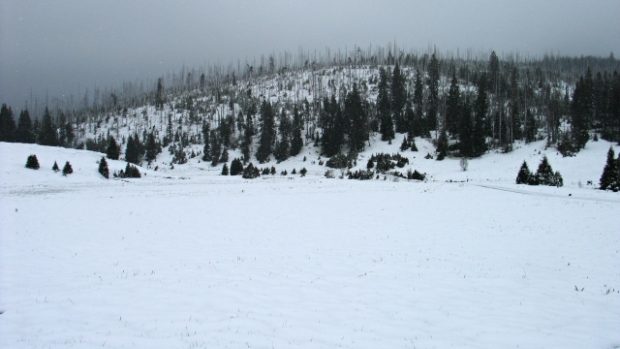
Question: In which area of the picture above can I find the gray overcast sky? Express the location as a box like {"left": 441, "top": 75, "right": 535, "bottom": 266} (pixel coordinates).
{"left": 1, "top": 0, "right": 619, "bottom": 109}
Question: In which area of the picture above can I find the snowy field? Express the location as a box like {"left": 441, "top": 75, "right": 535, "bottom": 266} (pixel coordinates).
{"left": 1, "top": 142, "right": 620, "bottom": 348}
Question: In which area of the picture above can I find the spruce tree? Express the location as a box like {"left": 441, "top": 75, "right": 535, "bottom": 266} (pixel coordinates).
{"left": 290, "top": 106, "right": 303, "bottom": 156}
{"left": 25, "top": 154, "right": 40, "bottom": 169}
{"left": 436, "top": 130, "right": 448, "bottom": 160}
{"left": 599, "top": 147, "right": 619, "bottom": 191}
{"left": 459, "top": 99, "right": 474, "bottom": 157}
{"left": 391, "top": 63, "right": 407, "bottom": 132}
{"left": 400, "top": 135, "right": 409, "bottom": 151}
{"left": 16, "top": 110, "right": 35, "bottom": 143}
{"left": 38, "top": 107, "right": 59, "bottom": 146}
{"left": 535, "top": 156, "right": 555, "bottom": 185}
{"left": 125, "top": 135, "right": 140, "bottom": 165}
{"left": 571, "top": 76, "right": 591, "bottom": 149}
{"left": 427, "top": 53, "right": 440, "bottom": 131}
{"left": 378, "top": 68, "right": 394, "bottom": 141}
{"left": 62, "top": 161, "right": 73, "bottom": 176}
{"left": 473, "top": 77, "right": 488, "bottom": 156}
{"left": 221, "top": 163, "right": 229, "bottom": 175}
{"left": 516, "top": 161, "right": 531, "bottom": 184}
{"left": 0, "top": 104, "right": 16, "bottom": 142}
{"left": 210, "top": 130, "right": 221, "bottom": 166}
{"left": 230, "top": 158, "right": 244, "bottom": 176}
{"left": 413, "top": 70, "right": 425, "bottom": 136}
{"left": 346, "top": 84, "right": 368, "bottom": 152}
{"left": 98, "top": 157, "right": 109, "bottom": 179}
{"left": 155, "top": 77, "right": 165, "bottom": 110}
{"left": 274, "top": 109, "right": 291, "bottom": 162}
{"left": 446, "top": 73, "right": 461, "bottom": 136}
{"left": 405, "top": 103, "right": 416, "bottom": 139}
{"left": 106, "top": 136, "right": 120, "bottom": 160}
{"left": 145, "top": 132, "right": 159, "bottom": 163}
{"left": 256, "top": 101, "right": 275, "bottom": 163}
{"left": 52, "top": 161, "right": 59, "bottom": 172}
{"left": 202, "top": 123, "right": 211, "bottom": 162}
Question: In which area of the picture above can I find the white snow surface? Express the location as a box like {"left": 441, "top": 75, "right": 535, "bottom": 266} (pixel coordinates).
{"left": 1, "top": 140, "right": 619, "bottom": 348}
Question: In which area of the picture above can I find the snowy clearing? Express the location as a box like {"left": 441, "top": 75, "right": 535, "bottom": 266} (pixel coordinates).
{"left": 1, "top": 142, "right": 619, "bottom": 348}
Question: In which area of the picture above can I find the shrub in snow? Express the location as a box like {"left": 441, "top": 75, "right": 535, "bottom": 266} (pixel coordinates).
{"left": 270, "top": 166, "right": 276, "bottom": 175}
{"left": 281, "top": 170, "right": 288, "bottom": 176}
{"left": 300, "top": 168, "right": 307, "bottom": 177}
{"left": 120, "top": 163, "right": 141, "bottom": 178}
{"left": 261, "top": 167, "right": 270, "bottom": 175}
{"left": 242, "top": 163, "right": 260, "bottom": 179}
{"left": 62, "top": 161, "right": 73, "bottom": 176}
{"left": 424, "top": 153, "right": 433, "bottom": 160}
{"left": 52, "top": 161, "right": 59, "bottom": 172}
{"left": 221, "top": 163, "right": 229, "bottom": 175}
{"left": 347, "top": 169, "right": 374, "bottom": 180}
{"left": 324, "top": 170, "right": 335, "bottom": 178}
{"left": 98, "top": 157, "right": 109, "bottom": 179}
{"left": 325, "top": 153, "right": 352, "bottom": 169}
{"left": 230, "top": 158, "right": 244, "bottom": 176}
{"left": 406, "top": 169, "right": 426, "bottom": 181}
{"left": 25, "top": 154, "right": 40, "bottom": 169}
{"left": 291, "top": 168, "right": 297, "bottom": 175}
{"left": 368, "top": 153, "right": 409, "bottom": 173}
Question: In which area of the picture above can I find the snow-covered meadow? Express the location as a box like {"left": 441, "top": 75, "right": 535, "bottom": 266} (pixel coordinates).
{"left": 1, "top": 141, "right": 619, "bottom": 348}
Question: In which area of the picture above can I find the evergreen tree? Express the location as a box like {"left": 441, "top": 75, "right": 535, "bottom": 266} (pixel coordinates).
{"left": 274, "top": 109, "right": 291, "bottom": 162}
{"left": 106, "top": 136, "right": 120, "bottom": 160}
{"left": 221, "top": 163, "right": 229, "bottom": 175}
{"left": 571, "top": 76, "right": 591, "bottom": 149}
{"left": 220, "top": 148, "right": 229, "bottom": 164}
{"left": 400, "top": 135, "right": 409, "bottom": 151}
{"left": 405, "top": 103, "right": 416, "bottom": 139}
{"left": 290, "top": 106, "right": 304, "bottom": 156}
{"left": 123, "top": 163, "right": 141, "bottom": 178}
{"left": 488, "top": 51, "right": 500, "bottom": 94}
{"left": 256, "top": 101, "right": 275, "bottom": 163}
{"left": 378, "top": 68, "right": 394, "bottom": 141}
{"left": 38, "top": 107, "right": 59, "bottom": 146}
{"left": 25, "top": 154, "right": 40, "bottom": 169}
{"left": 16, "top": 110, "right": 35, "bottom": 143}
{"left": 391, "top": 63, "right": 407, "bottom": 132}
{"left": 210, "top": 130, "right": 221, "bottom": 166}
{"left": 509, "top": 67, "right": 523, "bottom": 140}
{"left": 98, "top": 157, "right": 109, "bottom": 179}
{"left": 52, "top": 161, "right": 59, "bottom": 172}
{"left": 473, "top": 77, "right": 488, "bottom": 156}
{"left": 599, "top": 147, "right": 619, "bottom": 191}
{"left": 241, "top": 113, "right": 254, "bottom": 162}
{"left": 0, "top": 104, "right": 16, "bottom": 142}
{"left": 346, "top": 84, "right": 368, "bottom": 152}
{"left": 524, "top": 109, "right": 537, "bottom": 143}
{"left": 446, "top": 73, "right": 461, "bottom": 136}
{"left": 436, "top": 130, "right": 448, "bottom": 160}
{"left": 413, "top": 70, "right": 425, "bottom": 136}
{"left": 144, "top": 132, "right": 159, "bottom": 163}
{"left": 202, "top": 123, "right": 211, "bottom": 162}
{"left": 535, "top": 156, "right": 555, "bottom": 185}
{"left": 155, "top": 77, "right": 165, "bottom": 109}
{"left": 427, "top": 53, "right": 440, "bottom": 131}
{"left": 242, "top": 162, "right": 260, "bottom": 179}
{"left": 459, "top": 98, "right": 474, "bottom": 157}
{"left": 516, "top": 161, "right": 531, "bottom": 184}
{"left": 62, "top": 161, "right": 73, "bottom": 176}
{"left": 230, "top": 158, "right": 244, "bottom": 176}
{"left": 125, "top": 135, "right": 140, "bottom": 165}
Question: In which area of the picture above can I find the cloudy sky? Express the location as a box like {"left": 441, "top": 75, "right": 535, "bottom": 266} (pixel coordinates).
{"left": 1, "top": 0, "right": 619, "bottom": 109}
